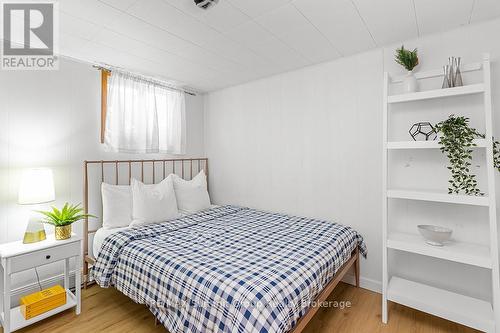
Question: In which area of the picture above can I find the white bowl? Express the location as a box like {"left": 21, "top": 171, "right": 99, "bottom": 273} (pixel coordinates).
{"left": 417, "top": 225, "right": 452, "bottom": 246}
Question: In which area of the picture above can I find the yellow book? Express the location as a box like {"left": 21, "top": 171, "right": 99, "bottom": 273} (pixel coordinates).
{"left": 20, "top": 285, "right": 67, "bottom": 320}
{"left": 24, "top": 296, "right": 66, "bottom": 313}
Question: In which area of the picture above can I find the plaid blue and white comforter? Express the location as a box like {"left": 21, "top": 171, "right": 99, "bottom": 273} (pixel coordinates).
{"left": 92, "top": 206, "right": 367, "bottom": 333}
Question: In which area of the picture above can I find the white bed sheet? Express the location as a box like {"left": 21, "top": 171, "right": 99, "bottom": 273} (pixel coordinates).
{"left": 93, "top": 226, "right": 129, "bottom": 258}
{"left": 92, "top": 205, "right": 219, "bottom": 258}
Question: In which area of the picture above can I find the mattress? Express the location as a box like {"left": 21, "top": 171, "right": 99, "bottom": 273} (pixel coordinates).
{"left": 92, "top": 205, "right": 366, "bottom": 333}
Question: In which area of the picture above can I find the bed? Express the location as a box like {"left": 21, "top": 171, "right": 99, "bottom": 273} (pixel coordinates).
{"left": 83, "top": 158, "right": 367, "bottom": 333}
{"left": 91, "top": 205, "right": 220, "bottom": 258}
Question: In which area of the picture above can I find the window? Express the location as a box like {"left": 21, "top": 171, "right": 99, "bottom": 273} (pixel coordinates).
{"left": 101, "top": 70, "right": 186, "bottom": 154}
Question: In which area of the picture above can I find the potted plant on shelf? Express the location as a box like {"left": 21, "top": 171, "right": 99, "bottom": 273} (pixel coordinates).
{"left": 37, "top": 203, "right": 95, "bottom": 240}
{"left": 395, "top": 45, "right": 419, "bottom": 93}
{"left": 435, "top": 115, "right": 500, "bottom": 195}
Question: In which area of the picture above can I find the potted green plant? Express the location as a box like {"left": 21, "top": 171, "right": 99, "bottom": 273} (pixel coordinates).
{"left": 37, "top": 203, "right": 95, "bottom": 240}
{"left": 435, "top": 115, "right": 500, "bottom": 195}
{"left": 395, "top": 45, "right": 419, "bottom": 93}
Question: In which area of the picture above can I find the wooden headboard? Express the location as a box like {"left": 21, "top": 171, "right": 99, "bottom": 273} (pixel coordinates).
{"left": 82, "top": 158, "right": 208, "bottom": 287}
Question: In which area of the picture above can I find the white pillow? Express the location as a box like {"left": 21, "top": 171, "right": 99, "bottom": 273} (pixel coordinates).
{"left": 130, "top": 176, "right": 179, "bottom": 226}
{"left": 172, "top": 170, "right": 211, "bottom": 214}
{"left": 101, "top": 183, "right": 132, "bottom": 229}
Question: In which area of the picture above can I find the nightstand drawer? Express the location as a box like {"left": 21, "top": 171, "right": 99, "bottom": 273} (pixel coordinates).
{"left": 9, "top": 242, "right": 80, "bottom": 273}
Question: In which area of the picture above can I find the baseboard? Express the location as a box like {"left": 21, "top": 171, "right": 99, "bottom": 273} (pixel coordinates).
{"left": 342, "top": 274, "right": 382, "bottom": 294}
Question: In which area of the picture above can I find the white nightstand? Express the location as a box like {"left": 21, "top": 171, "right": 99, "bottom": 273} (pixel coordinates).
{"left": 0, "top": 234, "right": 81, "bottom": 333}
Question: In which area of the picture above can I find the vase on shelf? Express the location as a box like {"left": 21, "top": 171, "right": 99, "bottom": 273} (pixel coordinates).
{"left": 442, "top": 65, "right": 451, "bottom": 88}
{"left": 453, "top": 57, "right": 463, "bottom": 87}
{"left": 442, "top": 57, "right": 463, "bottom": 89}
{"left": 403, "top": 71, "right": 418, "bottom": 93}
{"left": 448, "top": 57, "right": 456, "bottom": 87}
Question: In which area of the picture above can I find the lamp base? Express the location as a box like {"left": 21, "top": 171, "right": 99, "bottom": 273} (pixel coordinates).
{"left": 23, "top": 217, "right": 47, "bottom": 244}
{"left": 23, "top": 230, "right": 47, "bottom": 243}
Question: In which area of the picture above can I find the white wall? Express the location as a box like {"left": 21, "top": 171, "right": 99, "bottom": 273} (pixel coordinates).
{"left": 0, "top": 57, "right": 205, "bottom": 294}
{"left": 205, "top": 18, "right": 500, "bottom": 298}
{"left": 3, "top": 15, "right": 500, "bottom": 308}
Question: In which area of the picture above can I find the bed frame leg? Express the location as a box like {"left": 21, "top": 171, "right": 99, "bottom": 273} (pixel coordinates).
{"left": 354, "top": 247, "right": 360, "bottom": 288}
{"left": 155, "top": 317, "right": 158, "bottom": 326}
{"left": 83, "top": 261, "right": 88, "bottom": 289}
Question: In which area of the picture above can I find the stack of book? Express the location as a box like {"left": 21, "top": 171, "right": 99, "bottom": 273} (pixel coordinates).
{"left": 20, "top": 285, "right": 67, "bottom": 319}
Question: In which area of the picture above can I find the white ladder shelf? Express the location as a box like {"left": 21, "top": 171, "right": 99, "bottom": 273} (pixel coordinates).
{"left": 382, "top": 54, "right": 500, "bottom": 333}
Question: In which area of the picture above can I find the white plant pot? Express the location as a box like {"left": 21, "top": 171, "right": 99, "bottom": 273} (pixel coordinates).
{"left": 403, "top": 71, "right": 418, "bottom": 93}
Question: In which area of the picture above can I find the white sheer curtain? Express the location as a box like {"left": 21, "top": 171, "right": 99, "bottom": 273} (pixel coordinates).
{"left": 104, "top": 71, "right": 186, "bottom": 154}
{"left": 156, "top": 88, "right": 186, "bottom": 153}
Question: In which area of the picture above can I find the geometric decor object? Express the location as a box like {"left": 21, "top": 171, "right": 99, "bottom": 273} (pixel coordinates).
{"left": 409, "top": 122, "right": 437, "bottom": 141}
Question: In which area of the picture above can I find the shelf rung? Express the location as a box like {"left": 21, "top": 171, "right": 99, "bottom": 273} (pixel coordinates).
{"left": 387, "top": 189, "right": 489, "bottom": 206}
{"left": 387, "top": 277, "right": 494, "bottom": 332}
{"left": 388, "top": 84, "right": 484, "bottom": 104}
{"left": 387, "top": 139, "right": 486, "bottom": 150}
{"left": 387, "top": 232, "right": 491, "bottom": 268}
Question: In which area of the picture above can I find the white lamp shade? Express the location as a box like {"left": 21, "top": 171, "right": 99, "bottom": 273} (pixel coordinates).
{"left": 18, "top": 168, "right": 55, "bottom": 205}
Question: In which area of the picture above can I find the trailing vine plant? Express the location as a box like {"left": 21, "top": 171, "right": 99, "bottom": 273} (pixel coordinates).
{"left": 435, "top": 115, "right": 500, "bottom": 195}
{"left": 435, "top": 115, "right": 482, "bottom": 195}
{"left": 494, "top": 140, "right": 500, "bottom": 172}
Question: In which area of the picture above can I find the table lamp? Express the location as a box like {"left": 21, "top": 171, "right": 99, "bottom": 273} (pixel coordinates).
{"left": 18, "top": 168, "right": 55, "bottom": 243}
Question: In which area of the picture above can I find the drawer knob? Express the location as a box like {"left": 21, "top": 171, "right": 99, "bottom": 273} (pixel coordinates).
{"left": 45, "top": 255, "right": 51, "bottom": 260}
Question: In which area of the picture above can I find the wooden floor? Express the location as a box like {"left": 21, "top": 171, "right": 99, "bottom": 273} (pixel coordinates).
{"left": 3, "top": 283, "right": 478, "bottom": 333}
